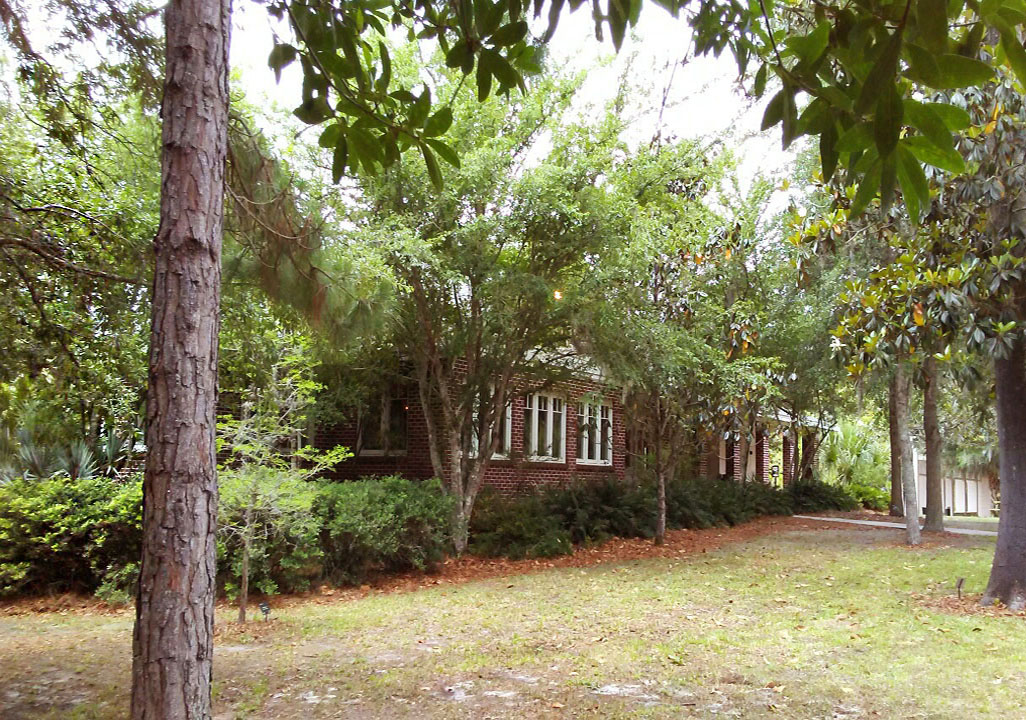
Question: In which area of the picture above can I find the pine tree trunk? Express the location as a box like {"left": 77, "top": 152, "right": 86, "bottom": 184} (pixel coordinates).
{"left": 982, "top": 335, "right": 1026, "bottom": 609}
{"left": 888, "top": 371, "right": 905, "bottom": 517}
{"left": 131, "top": 0, "right": 230, "bottom": 717}
{"left": 893, "top": 363, "right": 921, "bottom": 545}
{"left": 923, "top": 356, "right": 944, "bottom": 532}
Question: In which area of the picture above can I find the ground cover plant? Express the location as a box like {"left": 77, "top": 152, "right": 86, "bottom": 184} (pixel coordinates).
{"left": 1, "top": 520, "right": 1021, "bottom": 719}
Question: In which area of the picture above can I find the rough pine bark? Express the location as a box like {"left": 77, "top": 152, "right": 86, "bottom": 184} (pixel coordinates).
{"left": 131, "top": 0, "right": 231, "bottom": 717}
{"left": 922, "top": 356, "right": 944, "bottom": 532}
{"left": 888, "top": 371, "right": 905, "bottom": 517}
{"left": 892, "top": 363, "right": 921, "bottom": 545}
{"left": 982, "top": 334, "right": 1026, "bottom": 609}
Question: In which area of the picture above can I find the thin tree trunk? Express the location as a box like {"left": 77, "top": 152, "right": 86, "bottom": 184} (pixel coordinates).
{"left": 655, "top": 467, "right": 667, "bottom": 546}
{"left": 888, "top": 371, "right": 905, "bottom": 517}
{"left": 131, "top": 0, "right": 230, "bottom": 717}
{"left": 893, "top": 363, "right": 921, "bottom": 545}
{"left": 982, "top": 335, "right": 1026, "bottom": 609}
{"left": 238, "top": 501, "right": 253, "bottom": 624}
{"left": 923, "top": 355, "right": 944, "bottom": 532}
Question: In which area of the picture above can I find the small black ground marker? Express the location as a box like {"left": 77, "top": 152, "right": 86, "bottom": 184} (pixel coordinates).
{"left": 956, "top": 577, "right": 965, "bottom": 600}
{"left": 259, "top": 601, "right": 271, "bottom": 620}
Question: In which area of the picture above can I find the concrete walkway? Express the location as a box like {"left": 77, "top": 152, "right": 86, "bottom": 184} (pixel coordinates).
{"left": 793, "top": 515, "right": 998, "bottom": 537}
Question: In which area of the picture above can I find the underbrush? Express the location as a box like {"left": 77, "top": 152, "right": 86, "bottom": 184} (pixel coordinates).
{"left": 2, "top": 469, "right": 859, "bottom": 598}
{"left": 469, "top": 474, "right": 858, "bottom": 559}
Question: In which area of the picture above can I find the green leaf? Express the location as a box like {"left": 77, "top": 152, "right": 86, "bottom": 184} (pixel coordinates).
{"left": 996, "top": 20, "right": 1026, "bottom": 87}
{"left": 293, "top": 97, "right": 332, "bottom": 125}
{"left": 781, "top": 87, "right": 799, "bottom": 148}
{"left": 903, "top": 100, "right": 955, "bottom": 153}
{"left": 879, "top": 152, "right": 898, "bottom": 211}
{"left": 425, "top": 138, "right": 461, "bottom": 168}
{"left": 490, "top": 20, "right": 529, "bottom": 46}
{"left": 268, "top": 43, "right": 297, "bottom": 83}
{"left": 754, "top": 63, "right": 768, "bottom": 97}
{"left": 820, "top": 122, "right": 840, "bottom": 180}
{"left": 896, "top": 143, "right": 930, "bottom": 223}
{"left": 850, "top": 159, "right": 883, "bottom": 216}
{"left": 609, "top": 0, "right": 629, "bottom": 50}
{"left": 375, "top": 41, "right": 391, "bottom": 93}
{"left": 784, "top": 21, "right": 830, "bottom": 66}
{"left": 931, "top": 54, "right": 994, "bottom": 88}
{"left": 874, "top": 84, "right": 903, "bottom": 156}
{"left": 424, "top": 107, "right": 454, "bottom": 137}
{"left": 318, "top": 123, "right": 343, "bottom": 149}
{"left": 856, "top": 31, "right": 903, "bottom": 115}
{"left": 761, "top": 87, "right": 786, "bottom": 131}
{"left": 409, "top": 88, "right": 431, "bottom": 128}
{"left": 905, "top": 43, "right": 941, "bottom": 86}
{"left": 916, "top": 0, "right": 949, "bottom": 54}
{"left": 476, "top": 52, "right": 494, "bottom": 101}
{"left": 420, "top": 142, "right": 443, "bottom": 190}
{"left": 905, "top": 135, "right": 966, "bottom": 173}
{"left": 836, "top": 122, "right": 872, "bottom": 153}
{"left": 331, "top": 138, "right": 348, "bottom": 184}
{"left": 445, "top": 40, "right": 472, "bottom": 71}
{"left": 925, "top": 102, "right": 971, "bottom": 130}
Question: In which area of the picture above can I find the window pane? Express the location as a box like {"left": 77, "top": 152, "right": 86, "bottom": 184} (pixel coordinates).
{"left": 390, "top": 398, "right": 408, "bottom": 451}
{"left": 600, "top": 405, "right": 611, "bottom": 462}
{"left": 361, "top": 399, "right": 383, "bottom": 451}
{"left": 552, "top": 399, "right": 563, "bottom": 459}
{"left": 577, "top": 406, "right": 585, "bottom": 460}
{"left": 537, "top": 396, "right": 548, "bottom": 456}
{"left": 523, "top": 397, "right": 533, "bottom": 455}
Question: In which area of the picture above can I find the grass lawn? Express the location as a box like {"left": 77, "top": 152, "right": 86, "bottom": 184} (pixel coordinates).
{"left": 2, "top": 522, "right": 1023, "bottom": 719}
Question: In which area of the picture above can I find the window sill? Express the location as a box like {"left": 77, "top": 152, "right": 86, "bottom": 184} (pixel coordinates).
{"left": 526, "top": 456, "right": 566, "bottom": 464}
{"left": 357, "top": 450, "right": 407, "bottom": 458}
{"left": 576, "top": 459, "right": 613, "bottom": 467}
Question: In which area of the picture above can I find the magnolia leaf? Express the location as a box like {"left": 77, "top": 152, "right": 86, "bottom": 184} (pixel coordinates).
{"left": 420, "top": 142, "right": 443, "bottom": 190}
{"left": 930, "top": 54, "right": 995, "bottom": 88}
{"left": 424, "top": 107, "right": 454, "bottom": 137}
{"left": 874, "top": 83, "right": 903, "bottom": 156}
{"left": 425, "top": 138, "right": 461, "bottom": 168}
{"left": 331, "top": 138, "right": 349, "bottom": 184}
{"left": 916, "top": 0, "right": 949, "bottom": 54}
{"left": 896, "top": 143, "right": 929, "bottom": 223}
{"left": 905, "top": 135, "right": 966, "bottom": 173}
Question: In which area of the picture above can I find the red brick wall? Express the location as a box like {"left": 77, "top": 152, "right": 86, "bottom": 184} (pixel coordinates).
{"left": 316, "top": 372, "right": 625, "bottom": 493}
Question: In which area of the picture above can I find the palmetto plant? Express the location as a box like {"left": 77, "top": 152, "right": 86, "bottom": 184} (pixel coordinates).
{"left": 56, "top": 439, "right": 99, "bottom": 481}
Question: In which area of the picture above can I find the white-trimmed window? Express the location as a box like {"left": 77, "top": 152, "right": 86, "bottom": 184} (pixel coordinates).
{"left": 576, "top": 401, "right": 612, "bottom": 465}
{"left": 358, "top": 395, "right": 408, "bottom": 456}
{"left": 470, "top": 397, "right": 512, "bottom": 458}
{"left": 523, "top": 393, "right": 565, "bottom": 461}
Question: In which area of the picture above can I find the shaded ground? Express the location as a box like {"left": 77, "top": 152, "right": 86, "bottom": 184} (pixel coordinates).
{"left": 2, "top": 518, "right": 1022, "bottom": 719}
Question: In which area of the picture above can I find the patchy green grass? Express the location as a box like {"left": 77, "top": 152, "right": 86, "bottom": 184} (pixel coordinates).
{"left": 1, "top": 526, "right": 1022, "bottom": 719}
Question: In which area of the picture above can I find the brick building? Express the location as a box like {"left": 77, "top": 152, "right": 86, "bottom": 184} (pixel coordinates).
{"left": 314, "top": 371, "right": 627, "bottom": 494}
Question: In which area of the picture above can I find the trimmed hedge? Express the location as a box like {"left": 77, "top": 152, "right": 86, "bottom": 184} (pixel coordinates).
{"left": 316, "top": 475, "right": 453, "bottom": 583}
{"left": 0, "top": 474, "right": 142, "bottom": 598}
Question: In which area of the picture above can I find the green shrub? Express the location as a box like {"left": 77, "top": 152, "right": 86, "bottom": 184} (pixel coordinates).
{"left": 667, "top": 476, "right": 793, "bottom": 528}
{"left": 0, "top": 473, "right": 142, "bottom": 597}
{"left": 468, "top": 487, "right": 572, "bottom": 559}
{"left": 217, "top": 467, "right": 323, "bottom": 598}
{"left": 787, "top": 477, "right": 860, "bottom": 513}
{"left": 316, "top": 475, "right": 453, "bottom": 583}
{"left": 848, "top": 483, "right": 890, "bottom": 511}
{"left": 545, "top": 475, "right": 656, "bottom": 544}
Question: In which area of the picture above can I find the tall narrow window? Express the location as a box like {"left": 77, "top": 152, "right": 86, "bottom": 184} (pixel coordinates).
{"left": 577, "top": 400, "right": 613, "bottom": 466}
{"left": 470, "top": 393, "right": 512, "bottom": 458}
{"left": 524, "top": 392, "right": 565, "bottom": 461}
